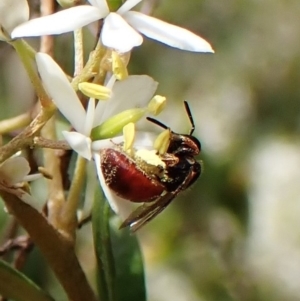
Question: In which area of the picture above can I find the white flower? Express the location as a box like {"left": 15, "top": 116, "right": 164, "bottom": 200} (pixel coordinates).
{"left": 0, "top": 0, "right": 29, "bottom": 41}
{"left": 0, "top": 156, "right": 42, "bottom": 209}
{"left": 12, "top": 0, "right": 214, "bottom": 53}
{"left": 35, "top": 52, "right": 162, "bottom": 217}
{"left": 0, "top": 156, "right": 30, "bottom": 186}
{"left": 36, "top": 52, "right": 158, "bottom": 160}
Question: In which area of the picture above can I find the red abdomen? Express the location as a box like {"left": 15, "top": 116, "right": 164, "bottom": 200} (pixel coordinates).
{"left": 100, "top": 149, "right": 164, "bottom": 202}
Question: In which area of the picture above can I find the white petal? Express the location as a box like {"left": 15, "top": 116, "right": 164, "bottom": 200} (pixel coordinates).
{"left": 93, "top": 152, "right": 133, "bottom": 219}
{"left": 63, "top": 131, "right": 92, "bottom": 160}
{"left": 87, "top": 0, "right": 110, "bottom": 14}
{"left": 92, "top": 131, "right": 156, "bottom": 218}
{"left": 11, "top": 6, "right": 105, "bottom": 38}
{"left": 36, "top": 53, "right": 86, "bottom": 133}
{"left": 84, "top": 98, "right": 96, "bottom": 136}
{"left": 124, "top": 11, "right": 214, "bottom": 53}
{"left": 105, "top": 74, "right": 117, "bottom": 90}
{"left": 0, "top": 157, "right": 30, "bottom": 185}
{"left": 117, "top": 0, "right": 142, "bottom": 14}
{"left": 79, "top": 161, "right": 97, "bottom": 221}
{"left": 101, "top": 12, "right": 143, "bottom": 52}
{"left": 0, "top": 0, "right": 29, "bottom": 35}
{"left": 94, "top": 75, "right": 157, "bottom": 126}
{"left": 92, "top": 75, "right": 116, "bottom": 127}
{"left": 110, "top": 75, "right": 158, "bottom": 109}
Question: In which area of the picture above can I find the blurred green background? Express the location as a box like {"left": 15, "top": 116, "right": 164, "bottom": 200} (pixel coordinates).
{"left": 2, "top": 0, "right": 300, "bottom": 300}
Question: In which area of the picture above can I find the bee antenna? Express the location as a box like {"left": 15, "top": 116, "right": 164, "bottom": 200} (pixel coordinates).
{"left": 146, "top": 117, "right": 169, "bottom": 130}
{"left": 184, "top": 101, "right": 195, "bottom": 135}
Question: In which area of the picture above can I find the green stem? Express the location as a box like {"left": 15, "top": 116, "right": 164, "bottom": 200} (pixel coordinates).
{"left": 60, "top": 156, "right": 87, "bottom": 239}
{"left": 74, "top": 28, "right": 84, "bottom": 77}
{"left": 41, "top": 116, "right": 66, "bottom": 228}
{"left": 72, "top": 39, "right": 107, "bottom": 89}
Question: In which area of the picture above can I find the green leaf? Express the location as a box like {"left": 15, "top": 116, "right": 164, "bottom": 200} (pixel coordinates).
{"left": 92, "top": 186, "right": 146, "bottom": 301}
{"left": 92, "top": 186, "right": 116, "bottom": 301}
{"left": 110, "top": 217, "right": 146, "bottom": 301}
{"left": 0, "top": 259, "right": 54, "bottom": 301}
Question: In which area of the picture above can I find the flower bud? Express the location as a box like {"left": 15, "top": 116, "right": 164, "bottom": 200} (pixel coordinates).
{"left": 91, "top": 108, "right": 147, "bottom": 140}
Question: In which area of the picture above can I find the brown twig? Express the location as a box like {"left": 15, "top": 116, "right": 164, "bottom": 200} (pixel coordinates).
{"left": 1, "top": 191, "right": 98, "bottom": 301}
{"left": 13, "top": 236, "right": 34, "bottom": 271}
{"left": 0, "top": 235, "right": 33, "bottom": 272}
{"left": 0, "top": 106, "right": 56, "bottom": 164}
{"left": 39, "top": 0, "right": 67, "bottom": 230}
{"left": 33, "top": 137, "right": 71, "bottom": 150}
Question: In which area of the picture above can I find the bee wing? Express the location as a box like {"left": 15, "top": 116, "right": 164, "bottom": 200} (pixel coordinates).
{"left": 120, "top": 167, "right": 198, "bottom": 232}
{"left": 119, "top": 192, "right": 176, "bottom": 232}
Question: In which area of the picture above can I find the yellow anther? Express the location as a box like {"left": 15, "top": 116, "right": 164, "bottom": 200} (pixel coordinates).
{"left": 78, "top": 82, "right": 111, "bottom": 100}
{"left": 123, "top": 122, "right": 135, "bottom": 153}
{"left": 147, "top": 95, "right": 167, "bottom": 116}
{"left": 154, "top": 129, "right": 171, "bottom": 155}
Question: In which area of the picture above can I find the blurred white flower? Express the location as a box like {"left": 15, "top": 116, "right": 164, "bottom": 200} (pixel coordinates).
{"left": 0, "top": 0, "right": 29, "bottom": 41}
{"left": 12, "top": 0, "right": 214, "bottom": 53}
{"left": 0, "top": 156, "right": 30, "bottom": 186}
{"left": 0, "top": 156, "right": 41, "bottom": 209}
{"left": 248, "top": 139, "right": 300, "bottom": 298}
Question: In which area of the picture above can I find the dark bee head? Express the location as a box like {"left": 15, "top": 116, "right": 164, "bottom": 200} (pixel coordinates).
{"left": 147, "top": 101, "right": 201, "bottom": 156}
{"left": 167, "top": 133, "right": 201, "bottom": 156}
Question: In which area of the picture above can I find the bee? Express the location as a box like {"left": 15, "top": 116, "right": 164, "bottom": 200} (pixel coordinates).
{"left": 100, "top": 101, "right": 201, "bottom": 232}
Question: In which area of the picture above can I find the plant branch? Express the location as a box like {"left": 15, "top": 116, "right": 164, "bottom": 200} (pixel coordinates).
{"left": 60, "top": 156, "right": 87, "bottom": 239}
{"left": 72, "top": 39, "right": 107, "bottom": 89}
{"left": 0, "top": 106, "right": 55, "bottom": 164}
{"left": 33, "top": 137, "right": 71, "bottom": 150}
{"left": 0, "top": 191, "right": 98, "bottom": 301}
